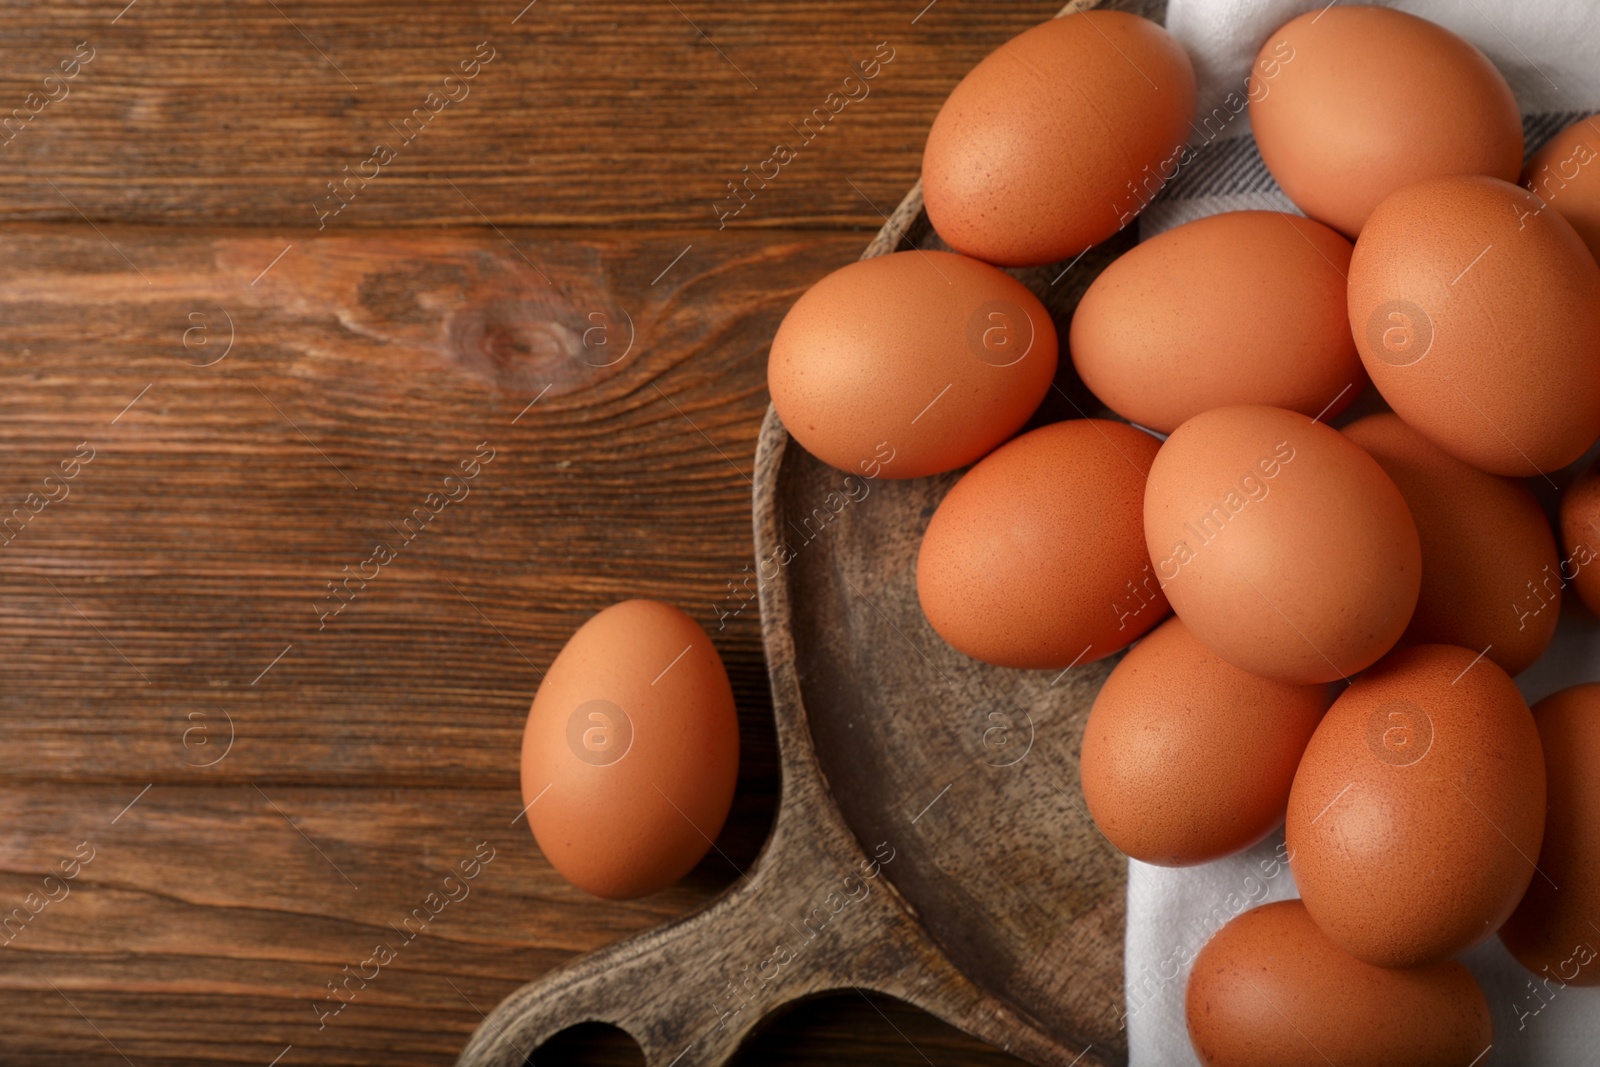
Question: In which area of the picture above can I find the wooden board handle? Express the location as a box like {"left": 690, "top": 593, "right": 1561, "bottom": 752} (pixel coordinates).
{"left": 455, "top": 885, "right": 766, "bottom": 1066}
{"left": 456, "top": 813, "right": 931, "bottom": 1066}
{"left": 458, "top": 765, "right": 1096, "bottom": 1067}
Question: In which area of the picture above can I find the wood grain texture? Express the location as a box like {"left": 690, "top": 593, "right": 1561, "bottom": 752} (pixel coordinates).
{"left": 0, "top": 225, "right": 1032, "bottom": 1064}
{"left": 0, "top": 0, "right": 1130, "bottom": 1062}
{"left": 1, "top": 0, "right": 1062, "bottom": 230}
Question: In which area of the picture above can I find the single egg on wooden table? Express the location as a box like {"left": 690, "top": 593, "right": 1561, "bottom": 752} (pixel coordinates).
{"left": 1142, "top": 405, "right": 1420, "bottom": 684}
{"left": 916, "top": 418, "right": 1168, "bottom": 670}
{"left": 1248, "top": 5, "right": 1522, "bottom": 238}
{"left": 1559, "top": 459, "right": 1600, "bottom": 613}
{"left": 1069, "top": 210, "right": 1363, "bottom": 434}
{"left": 1080, "top": 615, "right": 1328, "bottom": 866}
{"left": 1523, "top": 113, "right": 1600, "bottom": 263}
{"left": 921, "top": 10, "right": 1196, "bottom": 267}
{"left": 1286, "top": 644, "right": 1546, "bottom": 968}
{"left": 1499, "top": 683, "right": 1600, "bottom": 985}
{"left": 1343, "top": 412, "right": 1562, "bottom": 675}
{"left": 1348, "top": 174, "right": 1600, "bottom": 476}
{"left": 519, "top": 599, "right": 740, "bottom": 900}
{"left": 767, "top": 250, "right": 1056, "bottom": 479}
{"left": 1186, "top": 900, "right": 1492, "bottom": 1067}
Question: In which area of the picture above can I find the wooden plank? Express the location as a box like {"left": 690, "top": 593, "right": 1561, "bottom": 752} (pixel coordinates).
{"left": 0, "top": 782, "right": 1026, "bottom": 1064}
{"left": 1, "top": 0, "right": 1062, "bottom": 230}
{"left": 0, "top": 783, "right": 742, "bottom": 1062}
{"left": 0, "top": 224, "right": 838, "bottom": 788}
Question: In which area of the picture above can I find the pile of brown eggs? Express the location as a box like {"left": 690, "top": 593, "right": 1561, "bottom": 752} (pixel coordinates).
{"left": 767, "top": 6, "right": 1600, "bottom": 1064}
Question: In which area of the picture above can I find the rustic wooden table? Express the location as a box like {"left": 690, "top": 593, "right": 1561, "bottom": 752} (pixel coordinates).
{"left": 0, "top": 2, "right": 1070, "bottom": 1064}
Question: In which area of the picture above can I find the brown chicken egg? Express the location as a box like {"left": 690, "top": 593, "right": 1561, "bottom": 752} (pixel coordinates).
{"left": 1286, "top": 644, "right": 1546, "bottom": 967}
{"left": 917, "top": 418, "right": 1167, "bottom": 670}
{"left": 922, "top": 10, "right": 1196, "bottom": 266}
{"left": 1344, "top": 413, "right": 1561, "bottom": 675}
{"left": 1070, "top": 210, "right": 1362, "bottom": 433}
{"left": 1523, "top": 113, "right": 1600, "bottom": 263}
{"left": 1559, "top": 460, "right": 1600, "bottom": 613}
{"left": 1080, "top": 616, "right": 1328, "bottom": 866}
{"left": 1348, "top": 174, "right": 1600, "bottom": 476}
{"left": 1187, "top": 900, "right": 1492, "bottom": 1067}
{"left": 520, "top": 600, "right": 740, "bottom": 900}
{"left": 1501, "top": 683, "right": 1600, "bottom": 985}
{"left": 1143, "top": 405, "right": 1419, "bottom": 684}
{"left": 767, "top": 250, "right": 1057, "bottom": 479}
{"left": 1249, "top": 5, "right": 1522, "bottom": 237}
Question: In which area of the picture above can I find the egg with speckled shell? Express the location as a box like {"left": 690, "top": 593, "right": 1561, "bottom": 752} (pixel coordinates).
{"left": 768, "top": 250, "right": 1057, "bottom": 479}
{"left": 1070, "top": 210, "right": 1363, "bottom": 434}
{"left": 1522, "top": 113, "right": 1600, "bottom": 263}
{"left": 1558, "top": 458, "right": 1600, "bottom": 614}
{"left": 1501, "top": 683, "right": 1600, "bottom": 984}
{"left": 1344, "top": 412, "right": 1561, "bottom": 676}
{"left": 922, "top": 10, "right": 1196, "bottom": 266}
{"left": 1143, "top": 405, "right": 1419, "bottom": 684}
{"left": 521, "top": 599, "right": 740, "bottom": 900}
{"left": 1348, "top": 175, "right": 1600, "bottom": 476}
{"left": 1286, "top": 644, "right": 1545, "bottom": 967}
{"left": 917, "top": 418, "right": 1167, "bottom": 670}
{"left": 1081, "top": 616, "right": 1328, "bottom": 866}
{"left": 1188, "top": 900, "right": 1492, "bottom": 1067}
{"left": 1249, "top": 5, "right": 1522, "bottom": 237}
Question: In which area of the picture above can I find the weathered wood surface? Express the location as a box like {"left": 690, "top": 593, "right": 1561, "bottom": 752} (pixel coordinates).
{"left": 1, "top": 0, "right": 1061, "bottom": 231}
{"left": 0, "top": 226, "right": 1024, "bottom": 1064}
{"left": 0, "top": 0, "right": 1123, "bottom": 1062}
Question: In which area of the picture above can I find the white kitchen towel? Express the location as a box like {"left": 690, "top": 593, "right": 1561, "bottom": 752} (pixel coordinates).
{"left": 1140, "top": 0, "right": 1600, "bottom": 238}
{"left": 1125, "top": 1, "right": 1600, "bottom": 1064}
